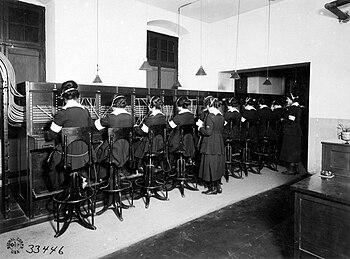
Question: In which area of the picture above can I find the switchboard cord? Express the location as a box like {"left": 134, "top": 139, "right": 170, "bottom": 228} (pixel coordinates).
{"left": 0, "top": 52, "right": 25, "bottom": 125}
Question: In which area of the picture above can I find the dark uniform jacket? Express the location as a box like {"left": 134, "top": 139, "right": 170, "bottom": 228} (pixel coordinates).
{"left": 279, "top": 103, "right": 303, "bottom": 163}
{"left": 257, "top": 105, "right": 272, "bottom": 140}
{"left": 223, "top": 107, "right": 241, "bottom": 141}
{"left": 168, "top": 109, "right": 195, "bottom": 157}
{"left": 46, "top": 100, "right": 93, "bottom": 171}
{"left": 199, "top": 110, "right": 225, "bottom": 155}
{"left": 198, "top": 108, "right": 225, "bottom": 182}
{"left": 241, "top": 105, "right": 258, "bottom": 143}
{"left": 270, "top": 106, "right": 283, "bottom": 141}
{"left": 94, "top": 108, "right": 133, "bottom": 167}
{"left": 134, "top": 110, "right": 166, "bottom": 158}
{"left": 282, "top": 104, "right": 302, "bottom": 137}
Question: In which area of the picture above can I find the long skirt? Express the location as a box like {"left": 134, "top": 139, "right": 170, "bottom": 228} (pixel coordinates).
{"left": 199, "top": 154, "right": 225, "bottom": 182}
{"left": 279, "top": 134, "right": 301, "bottom": 163}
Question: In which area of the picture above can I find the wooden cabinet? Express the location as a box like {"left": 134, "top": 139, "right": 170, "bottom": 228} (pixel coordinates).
{"left": 322, "top": 140, "right": 350, "bottom": 178}
{"left": 291, "top": 175, "right": 350, "bottom": 258}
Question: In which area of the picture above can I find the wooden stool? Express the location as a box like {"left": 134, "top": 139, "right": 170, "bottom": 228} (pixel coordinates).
{"left": 53, "top": 127, "right": 96, "bottom": 238}
{"left": 135, "top": 125, "right": 168, "bottom": 208}
{"left": 96, "top": 127, "right": 134, "bottom": 221}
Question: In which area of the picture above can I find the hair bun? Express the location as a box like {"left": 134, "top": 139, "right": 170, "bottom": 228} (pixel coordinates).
{"left": 60, "top": 80, "right": 79, "bottom": 98}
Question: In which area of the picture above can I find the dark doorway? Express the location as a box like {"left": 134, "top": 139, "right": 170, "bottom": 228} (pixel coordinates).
{"left": 232, "top": 62, "right": 310, "bottom": 170}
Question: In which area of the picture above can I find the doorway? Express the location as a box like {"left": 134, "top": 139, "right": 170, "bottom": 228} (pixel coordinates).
{"left": 226, "top": 62, "right": 310, "bottom": 170}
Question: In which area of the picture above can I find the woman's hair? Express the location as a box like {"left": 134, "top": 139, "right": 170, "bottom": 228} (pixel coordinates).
{"left": 286, "top": 92, "right": 299, "bottom": 103}
{"left": 203, "top": 95, "right": 219, "bottom": 108}
{"left": 245, "top": 97, "right": 256, "bottom": 106}
{"left": 272, "top": 97, "right": 284, "bottom": 106}
{"left": 60, "top": 80, "right": 79, "bottom": 100}
{"left": 176, "top": 96, "right": 191, "bottom": 108}
{"left": 228, "top": 97, "right": 239, "bottom": 108}
{"left": 149, "top": 96, "right": 163, "bottom": 109}
{"left": 112, "top": 95, "right": 127, "bottom": 108}
{"left": 258, "top": 97, "right": 268, "bottom": 106}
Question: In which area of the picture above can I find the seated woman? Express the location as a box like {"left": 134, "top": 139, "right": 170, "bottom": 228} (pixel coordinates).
{"left": 167, "top": 96, "right": 195, "bottom": 164}
{"left": 94, "top": 95, "right": 134, "bottom": 179}
{"left": 133, "top": 96, "right": 166, "bottom": 171}
{"left": 241, "top": 97, "right": 258, "bottom": 153}
{"left": 223, "top": 97, "right": 241, "bottom": 152}
{"left": 46, "top": 80, "right": 93, "bottom": 188}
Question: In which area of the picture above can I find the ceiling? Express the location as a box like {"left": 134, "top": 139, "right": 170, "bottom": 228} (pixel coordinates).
{"left": 135, "top": 0, "right": 286, "bottom": 23}
{"left": 33, "top": 0, "right": 286, "bottom": 23}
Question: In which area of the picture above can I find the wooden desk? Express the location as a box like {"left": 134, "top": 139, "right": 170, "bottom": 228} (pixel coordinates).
{"left": 291, "top": 175, "right": 350, "bottom": 258}
{"left": 322, "top": 140, "right": 350, "bottom": 178}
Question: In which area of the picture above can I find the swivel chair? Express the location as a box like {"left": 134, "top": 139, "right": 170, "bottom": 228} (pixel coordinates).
{"left": 96, "top": 127, "right": 134, "bottom": 221}
{"left": 135, "top": 124, "right": 168, "bottom": 208}
{"left": 53, "top": 127, "right": 96, "bottom": 238}
{"left": 167, "top": 124, "right": 198, "bottom": 197}
{"left": 241, "top": 121, "right": 259, "bottom": 176}
{"left": 254, "top": 121, "right": 278, "bottom": 173}
{"left": 224, "top": 121, "right": 243, "bottom": 181}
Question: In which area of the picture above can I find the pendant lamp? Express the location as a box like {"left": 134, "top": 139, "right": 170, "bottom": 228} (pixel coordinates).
{"left": 263, "top": 0, "right": 272, "bottom": 86}
{"left": 231, "top": 0, "right": 241, "bottom": 80}
{"left": 139, "top": 0, "right": 152, "bottom": 71}
{"left": 139, "top": 59, "right": 152, "bottom": 71}
{"left": 93, "top": 0, "right": 102, "bottom": 83}
{"left": 195, "top": 0, "right": 207, "bottom": 76}
{"left": 172, "top": 5, "right": 183, "bottom": 88}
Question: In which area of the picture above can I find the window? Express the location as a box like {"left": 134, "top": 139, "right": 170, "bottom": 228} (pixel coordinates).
{"left": 147, "top": 31, "right": 178, "bottom": 69}
{"left": 6, "top": 4, "right": 44, "bottom": 45}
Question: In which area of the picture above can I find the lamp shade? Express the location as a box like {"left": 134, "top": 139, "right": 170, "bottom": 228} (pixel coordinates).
{"left": 195, "top": 65, "right": 207, "bottom": 76}
{"left": 93, "top": 74, "right": 103, "bottom": 84}
{"left": 172, "top": 79, "right": 182, "bottom": 89}
{"left": 263, "top": 78, "right": 272, "bottom": 85}
{"left": 230, "top": 71, "right": 240, "bottom": 79}
{"left": 139, "top": 60, "right": 152, "bottom": 71}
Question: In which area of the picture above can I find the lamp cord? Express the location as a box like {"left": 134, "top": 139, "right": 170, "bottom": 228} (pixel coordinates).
{"left": 200, "top": 0, "right": 203, "bottom": 66}
{"left": 234, "top": 0, "right": 241, "bottom": 71}
{"left": 266, "top": 0, "right": 271, "bottom": 78}
{"left": 96, "top": 0, "right": 99, "bottom": 73}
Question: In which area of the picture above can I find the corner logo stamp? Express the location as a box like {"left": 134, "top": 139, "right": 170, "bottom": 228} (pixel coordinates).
{"left": 7, "top": 237, "right": 24, "bottom": 254}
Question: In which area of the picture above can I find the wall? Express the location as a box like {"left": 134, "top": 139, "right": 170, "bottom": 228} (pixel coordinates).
{"left": 198, "top": 0, "right": 350, "bottom": 174}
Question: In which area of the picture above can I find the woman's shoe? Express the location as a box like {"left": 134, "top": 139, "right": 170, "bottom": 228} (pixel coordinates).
{"left": 217, "top": 185, "right": 222, "bottom": 194}
{"left": 205, "top": 189, "right": 218, "bottom": 195}
{"left": 201, "top": 189, "right": 211, "bottom": 194}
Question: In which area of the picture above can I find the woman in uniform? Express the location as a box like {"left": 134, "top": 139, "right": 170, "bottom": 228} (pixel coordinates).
{"left": 94, "top": 95, "right": 134, "bottom": 179}
{"left": 241, "top": 97, "right": 258, "bottom": 153}
{"left": 197, "top": 96, "right": 225, "bottom": 195}
{"left": 223, "top": 97, "right": 242, "bottom": 152}
{"left": 270, "top": 98, "right": 284, "bottom": 157}
{"left": 133, "top": 96, "right": 166, "bottom": 171}
{"left": 280, "top": 93, "right": 303, "bottom": 175}
{"left": 46, "top": 80, "right": 93, "bottom": 188}
{"left": 167, "top": 96, "right": 195, "bottom": 164}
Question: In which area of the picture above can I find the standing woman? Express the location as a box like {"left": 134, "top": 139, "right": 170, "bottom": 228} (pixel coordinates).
{"left": 280, "top": 93, "right": 303, "bottom": 175}
{"left": 197, "top": 96, "right": 225, "bottom": 195}
{"left": 168, "top": 96, "right": 195, "bottom": 163}
{"left": 46, "top": 80, "right": 94, "bottom": 188}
